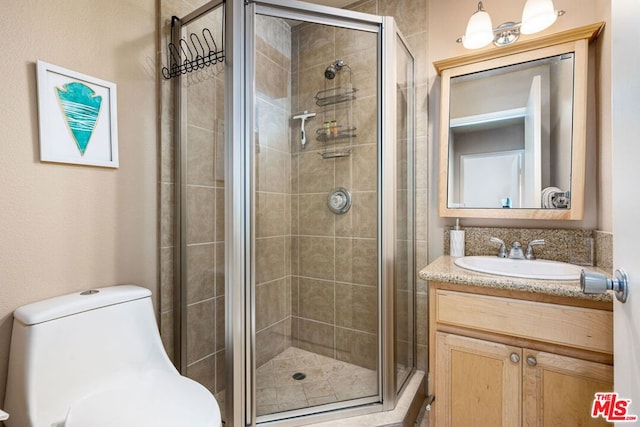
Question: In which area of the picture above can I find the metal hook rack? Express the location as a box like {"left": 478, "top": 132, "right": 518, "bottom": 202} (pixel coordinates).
{"left": 162, "top": 16, "right": 225, "bottom": 79}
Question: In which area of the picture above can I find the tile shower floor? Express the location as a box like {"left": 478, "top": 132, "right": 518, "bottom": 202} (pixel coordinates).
{"left": 256, "top": 347, "right": 378, "bottom": 416}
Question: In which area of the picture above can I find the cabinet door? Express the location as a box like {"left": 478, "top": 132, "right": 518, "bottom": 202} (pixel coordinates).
{"left": 435, "top": 332, "right": 522, "bottom": 427}
{"left": 522, "top": 349, "right": 613, "bottom": 426}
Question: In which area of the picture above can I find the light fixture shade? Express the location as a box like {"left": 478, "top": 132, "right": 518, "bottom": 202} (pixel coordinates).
{"left": 462, "top": 6, "right": 494, "bottom": 49}
{"left": 520, "top": 0, "right": 558, "bottom": 34}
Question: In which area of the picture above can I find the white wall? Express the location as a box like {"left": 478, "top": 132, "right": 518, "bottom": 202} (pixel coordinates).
{"left": 427, "top": 0, "right": 610, "bottom": 260}
{"left": 0, "top": 0, "right": 157, "bottom": 406}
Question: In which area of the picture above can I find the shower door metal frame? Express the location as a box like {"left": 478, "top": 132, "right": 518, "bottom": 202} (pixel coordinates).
{"left": 246, "top": 3, "right": 386, "bottom": 424}
{"left": 380, "top": 14, "right": 418, "bottom": 410}
{"left": 226, "top": 1, "right": 248, "bottom": 426}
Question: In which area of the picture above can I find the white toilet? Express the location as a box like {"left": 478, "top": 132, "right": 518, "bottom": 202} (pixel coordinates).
{"left": 4, "top": 285, "right": 222, "bottom": 427}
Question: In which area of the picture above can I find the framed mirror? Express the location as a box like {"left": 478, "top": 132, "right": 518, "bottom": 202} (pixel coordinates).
{"left": 435, "top": 23, "right": 603, "bottom": 220}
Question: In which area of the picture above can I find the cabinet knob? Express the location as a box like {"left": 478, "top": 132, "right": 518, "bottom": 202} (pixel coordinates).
{"left": 510, "top": 353, "right": 520, "bottom": 363}
{"left": 526, "top": 356, "right": 537, "bottom": 366}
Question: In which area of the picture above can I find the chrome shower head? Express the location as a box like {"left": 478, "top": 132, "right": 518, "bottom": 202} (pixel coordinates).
{"left": 324, "top": 65, "right": 337, "bottom": 79}
{"left": 324, "top": 60, "right": 346, "bottom": 80}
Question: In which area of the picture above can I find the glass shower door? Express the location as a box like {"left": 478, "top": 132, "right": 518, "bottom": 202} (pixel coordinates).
{"left": 237, "top": 2, "right": 417, "bottom": 424}
{"left": 250, "top": 6, "right": 381, "bottom": 421}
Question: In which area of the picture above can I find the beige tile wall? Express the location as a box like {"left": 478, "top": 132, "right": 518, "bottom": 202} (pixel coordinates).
{"left": 345, "top": 0, "right": 431, "bottom": 374}
{"left": 288, "top": 0, "right": 429, "bottom": 374}
{"left": 289, "top": 18, "right": 380, "bottom": 371}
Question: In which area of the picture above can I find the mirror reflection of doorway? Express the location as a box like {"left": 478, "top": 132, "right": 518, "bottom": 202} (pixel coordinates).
{"left": 460, "top": 150, "right": 523, "bottom": 208}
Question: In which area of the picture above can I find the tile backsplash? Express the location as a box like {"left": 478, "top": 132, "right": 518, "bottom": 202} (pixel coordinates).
{"left": 444, "top": 227, "right": 613, "bottom": 272}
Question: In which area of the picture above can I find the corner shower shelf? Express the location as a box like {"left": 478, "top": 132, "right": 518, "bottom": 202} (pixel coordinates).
{"left": 314, "top": 86, "right": 357, "bottom": 107}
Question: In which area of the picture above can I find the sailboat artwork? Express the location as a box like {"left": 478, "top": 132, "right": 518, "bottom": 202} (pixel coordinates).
{"left": 55, "top": 82, "right": 103, "bottom": 156}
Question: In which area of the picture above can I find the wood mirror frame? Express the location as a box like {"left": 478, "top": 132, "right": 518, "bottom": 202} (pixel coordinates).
{"left": 435, "top": 22, "right": 604, "bottom": 220}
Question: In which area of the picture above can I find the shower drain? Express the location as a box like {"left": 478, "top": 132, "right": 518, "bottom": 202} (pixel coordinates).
{"left": 292, "top": 372, "right": 306, "bottom": 381}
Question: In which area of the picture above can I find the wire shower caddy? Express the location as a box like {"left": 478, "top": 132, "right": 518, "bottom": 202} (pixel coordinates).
{"left": 314, "top": 65, "right": 357, "bottom": 159}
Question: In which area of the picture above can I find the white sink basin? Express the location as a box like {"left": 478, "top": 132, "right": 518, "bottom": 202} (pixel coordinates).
{"left": 454, "top": 256, "right": 583, "bottom": 281}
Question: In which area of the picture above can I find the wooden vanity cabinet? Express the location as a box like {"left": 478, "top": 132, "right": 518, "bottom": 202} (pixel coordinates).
{"left": 429, "top": 282, "right": 613, "bottom": 427}
{"left": 436, "top": 333, "right": 522, "bottom": 426}
{"left": 522, "top": 348, "right": 613, "bottom": 426}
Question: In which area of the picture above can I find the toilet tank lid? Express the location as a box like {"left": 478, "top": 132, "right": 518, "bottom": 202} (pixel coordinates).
{"left": 14, "top": 285, "right": 152, "bottom": 326}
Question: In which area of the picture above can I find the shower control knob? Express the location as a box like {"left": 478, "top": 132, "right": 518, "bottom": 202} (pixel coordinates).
{"left": 327, "top": 187, "right": 351, "bottom": 214}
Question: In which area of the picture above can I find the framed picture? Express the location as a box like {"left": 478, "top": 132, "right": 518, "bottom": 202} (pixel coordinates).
{"left": 36, "top": 61, "right": 118, "bottom": 168}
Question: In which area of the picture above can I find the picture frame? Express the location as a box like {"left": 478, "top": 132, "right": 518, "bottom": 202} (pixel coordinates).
{"left": 36, "top": 60, "right": 119, "bottom": 168}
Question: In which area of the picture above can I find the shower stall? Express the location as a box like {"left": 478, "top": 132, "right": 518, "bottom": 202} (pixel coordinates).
{"left": 163, "top": 0, "right": 417, "bottom": 425}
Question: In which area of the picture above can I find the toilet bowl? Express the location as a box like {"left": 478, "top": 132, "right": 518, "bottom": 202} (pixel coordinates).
{"left": 4, "top": 285, "right": 221, "bottom": 427}
{"left": 64, "top": 371, "right": 218, "bottom": 427}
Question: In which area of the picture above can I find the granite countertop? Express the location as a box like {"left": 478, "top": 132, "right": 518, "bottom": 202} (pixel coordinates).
{"left": 419, "top": 256, "right": 613, "bottom": 303}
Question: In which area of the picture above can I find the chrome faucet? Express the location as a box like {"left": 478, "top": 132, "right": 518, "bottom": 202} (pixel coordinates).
{"left": 489, "top": 237, "right": 507, "bottom": 258}
{"left": 508, "top": 242, "right": 525, "bottom": 260}
{"left": 525, "top": 239, "right": 545, "bottom": 260}
{"left": 490, "top": 237, "right": 546, "bottom": 259}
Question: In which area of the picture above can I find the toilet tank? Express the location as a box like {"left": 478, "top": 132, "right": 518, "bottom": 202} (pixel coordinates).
{"left": 4, "top": 285, "right": 174, "bottom": 427}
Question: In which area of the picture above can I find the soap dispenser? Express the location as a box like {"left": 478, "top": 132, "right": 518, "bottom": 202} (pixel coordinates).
{"left": 450, "top": 218, "right": 465, "bottom": 257}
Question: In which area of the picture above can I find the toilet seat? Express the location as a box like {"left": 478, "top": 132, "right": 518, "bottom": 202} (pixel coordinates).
{"left": 64, "top": 370, "right": 221, "bottom": 427}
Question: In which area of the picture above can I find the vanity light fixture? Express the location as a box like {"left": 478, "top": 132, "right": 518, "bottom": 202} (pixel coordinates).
{"left": 457, "top": 0, "right": 565, "bottom": 49}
